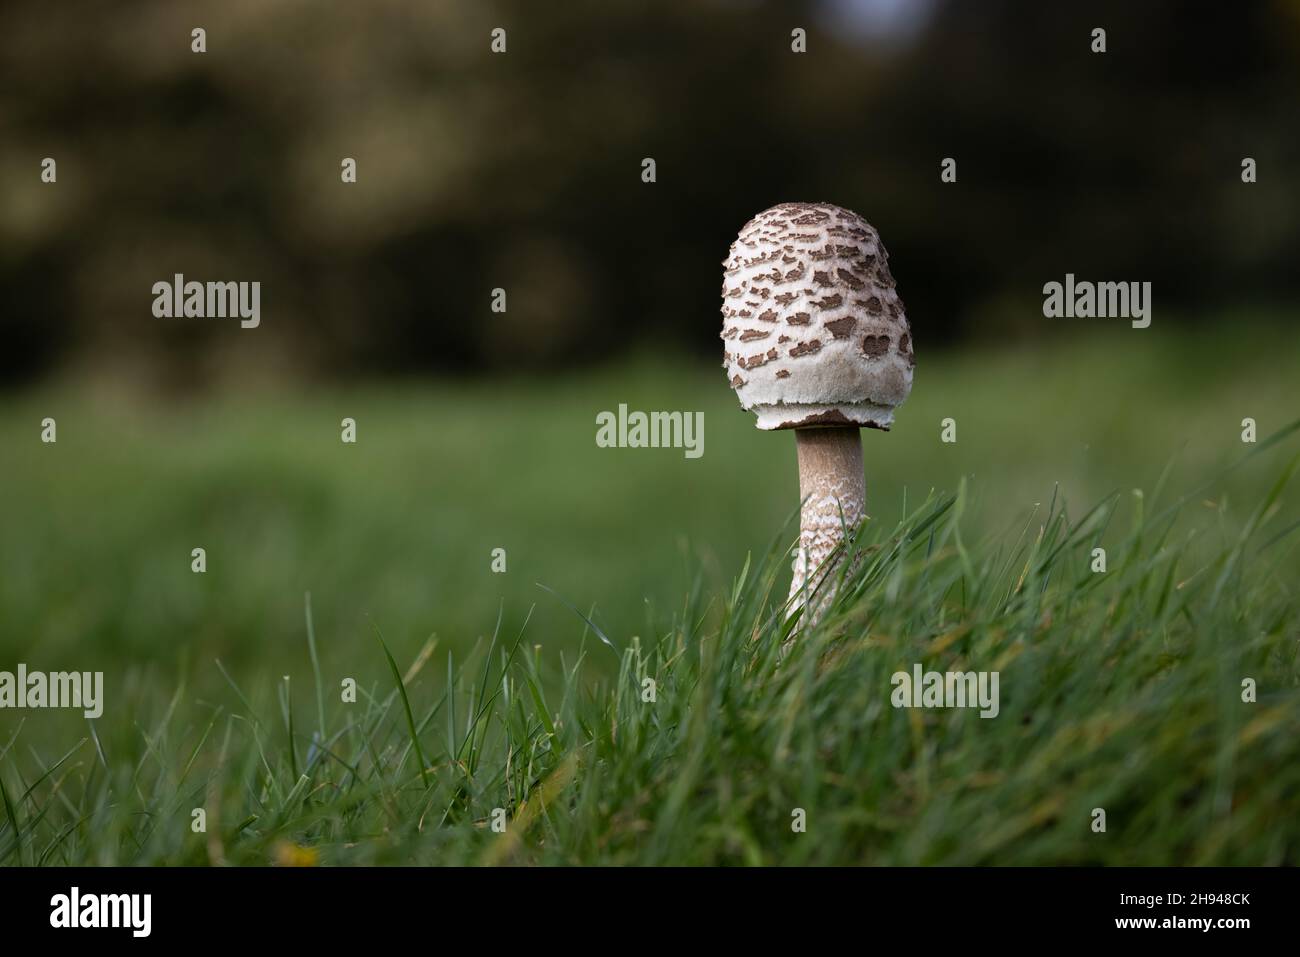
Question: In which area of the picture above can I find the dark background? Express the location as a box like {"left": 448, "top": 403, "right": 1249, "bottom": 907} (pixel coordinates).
{"left": 2, "top": 0, "right": 1297, "bottom": 389}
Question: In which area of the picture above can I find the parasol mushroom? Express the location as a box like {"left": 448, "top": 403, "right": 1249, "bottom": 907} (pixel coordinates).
{"left": 721, "top": 201, "right": 914, "bottom": 621}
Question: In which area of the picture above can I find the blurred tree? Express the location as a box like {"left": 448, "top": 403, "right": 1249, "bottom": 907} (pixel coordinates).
{"left": 0, "top": 0, "right": 1295, "bottom": 388}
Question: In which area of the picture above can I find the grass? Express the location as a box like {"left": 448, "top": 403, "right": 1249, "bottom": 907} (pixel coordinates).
{"left": 2, "top": 425, "right": 1299, "bottom": 865}
{"left": 1, "top": 321, "right": 1299, "bottom": 864}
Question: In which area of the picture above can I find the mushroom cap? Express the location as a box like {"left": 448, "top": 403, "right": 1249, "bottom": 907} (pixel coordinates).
{"left": 721, "top": 202, "right": 914, "bottom": 431}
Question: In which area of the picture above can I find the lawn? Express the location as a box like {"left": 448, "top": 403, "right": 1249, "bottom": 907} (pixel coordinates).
{"left": 1, "top": 317, "right": 1298, "bottom": 864}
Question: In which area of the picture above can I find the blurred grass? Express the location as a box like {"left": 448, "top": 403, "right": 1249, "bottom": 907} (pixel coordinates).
{"left": 0, "top": 317, "right": 1297, "bottom": 740}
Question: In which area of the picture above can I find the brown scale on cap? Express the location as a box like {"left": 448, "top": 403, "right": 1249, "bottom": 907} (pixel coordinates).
{"left": 898, "top": 332, "right": 915, "bottom": 366}
{"left": 825, "top": 316, "right": 857, "bottom": 339}
{"left": 862, "top": 334, "right": 890, "bottom": 358}
{"left": 837, "top": 268, "right": 865, "bottom": 290}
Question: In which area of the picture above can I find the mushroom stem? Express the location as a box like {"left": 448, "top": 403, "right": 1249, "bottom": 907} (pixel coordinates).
{"left": 790, "top": 427, "right": 866, "bottom": 618}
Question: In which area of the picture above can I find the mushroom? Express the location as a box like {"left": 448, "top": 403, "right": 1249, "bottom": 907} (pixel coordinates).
{"left": 721, "top": 202, "right": 914, "bottom": 621}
